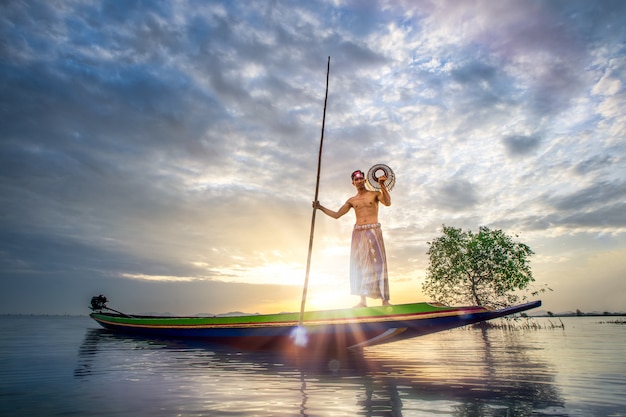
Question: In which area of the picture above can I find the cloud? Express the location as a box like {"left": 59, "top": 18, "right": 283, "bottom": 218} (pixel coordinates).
{"left": 502, "top": 135, "right": 542, "bottom": 157}
{"left": 574, "top": 155, "right": 616, "bottom": 176}
{"left": 427, "top": 179, "right": 480, "bottom": 211}
{"left": 1, "top": 0, "right": 625, "bottom": 314}
{"left": 548, "top": 180, "right": 626, "bottom": 212}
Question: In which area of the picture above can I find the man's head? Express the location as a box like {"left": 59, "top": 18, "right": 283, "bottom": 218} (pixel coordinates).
{"left": 351, "top": 170, "right": 365, "bottom": 182}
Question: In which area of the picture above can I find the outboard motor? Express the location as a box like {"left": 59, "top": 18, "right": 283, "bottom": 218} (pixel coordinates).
{"left": 90, "top": 295, "right": 108, "bottom": 311}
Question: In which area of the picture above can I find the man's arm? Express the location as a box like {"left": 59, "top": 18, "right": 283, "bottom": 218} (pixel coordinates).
{"left": 377, "top": 176, "right": 391, "bottom": 206}
{"left": 313, "top": 200, "right": 352, "bottom": 219}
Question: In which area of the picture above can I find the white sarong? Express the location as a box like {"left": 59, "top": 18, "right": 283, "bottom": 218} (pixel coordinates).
{"left": 350, "top": 223, "right": 389, "bottom": 301}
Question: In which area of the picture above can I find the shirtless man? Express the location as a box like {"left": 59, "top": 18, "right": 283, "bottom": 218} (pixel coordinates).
{"left": 313, "top": 169, "right": 391, "bottom": 307}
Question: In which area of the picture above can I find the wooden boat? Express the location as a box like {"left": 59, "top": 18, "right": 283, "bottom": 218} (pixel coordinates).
{"left": 89, "top": 296, "right": 541, "bottom": 352}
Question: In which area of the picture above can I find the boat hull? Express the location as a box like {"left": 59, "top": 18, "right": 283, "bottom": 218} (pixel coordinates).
{"left": 90, "top": 300, "right": 541, "bottom": 351}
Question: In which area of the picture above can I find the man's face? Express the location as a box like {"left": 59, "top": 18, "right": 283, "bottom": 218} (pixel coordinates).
{"left": 352, "top": 176, "right": 366, "bottom": 189}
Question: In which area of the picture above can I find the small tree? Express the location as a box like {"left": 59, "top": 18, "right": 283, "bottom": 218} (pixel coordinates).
{"left": 422, "top": 225, "right": 547, "bottom": 308}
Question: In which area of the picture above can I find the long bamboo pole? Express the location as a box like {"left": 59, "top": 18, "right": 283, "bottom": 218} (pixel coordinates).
{"left": 299, "top": 56, "right": 330, "bottom": 327}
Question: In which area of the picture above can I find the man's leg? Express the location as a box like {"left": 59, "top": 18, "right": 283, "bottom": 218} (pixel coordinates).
{"left": 354, "top": 296, "right": 367, "bottom": 308}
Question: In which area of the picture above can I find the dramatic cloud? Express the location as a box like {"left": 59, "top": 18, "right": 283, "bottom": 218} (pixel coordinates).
{"left": 502, "top": 135, "right": 542, "bottom": 156}
{"left": 1, "top": 0, "right": 625, "bottom": 315}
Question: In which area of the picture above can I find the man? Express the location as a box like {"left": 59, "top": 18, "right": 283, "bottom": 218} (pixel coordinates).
{"left": 313, "top": 169, "right": 391, "bottom": 307}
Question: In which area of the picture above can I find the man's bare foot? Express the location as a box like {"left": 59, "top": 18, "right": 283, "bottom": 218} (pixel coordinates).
{"left": 382, "top": 300, "right": 392, "bottom": 306}
{"left": 353, "top": 301, "right": 367, "bottom": 308}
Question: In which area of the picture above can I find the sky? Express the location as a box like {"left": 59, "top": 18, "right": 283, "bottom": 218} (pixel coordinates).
{"left": 1, "top": 0, "right": 625, "bottom": 316}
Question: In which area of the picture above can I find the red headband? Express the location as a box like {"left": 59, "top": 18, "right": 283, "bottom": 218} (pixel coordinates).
{"left": 351, "top": 170, "right": 364, "bottom": 180}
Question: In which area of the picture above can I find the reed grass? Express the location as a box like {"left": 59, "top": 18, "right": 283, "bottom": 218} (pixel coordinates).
{"left": 470, "top": 316, "right": 565, "bottom": 330}
{"left": 597, "top": 319, "right": 625, "bottom": 324}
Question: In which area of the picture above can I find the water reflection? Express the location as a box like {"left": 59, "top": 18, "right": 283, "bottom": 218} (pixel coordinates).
{"left": 75, "top": 327, "right": 566, "bottom": 416}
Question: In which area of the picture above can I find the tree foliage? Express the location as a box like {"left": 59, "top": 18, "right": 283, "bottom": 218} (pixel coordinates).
{"left": 422, "top": 225, "right": 548, "bottom": 308}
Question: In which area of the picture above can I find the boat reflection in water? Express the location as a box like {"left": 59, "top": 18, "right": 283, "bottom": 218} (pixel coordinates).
{"left": 75, "top": 324, "right": 565, "bottom": 416}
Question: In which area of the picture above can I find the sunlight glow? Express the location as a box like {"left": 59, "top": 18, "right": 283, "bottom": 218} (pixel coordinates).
{"left": 120, "top": 273, "right": 195, "bottom": 282}
{"left": 290, "top": 326, "right": 308, "bottom": 347}
{"left": 241, "top": 262, "right": 305, "bottom": 286}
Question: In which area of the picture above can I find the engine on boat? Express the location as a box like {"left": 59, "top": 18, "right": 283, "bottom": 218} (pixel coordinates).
{"left": 90, "top": 294, "right": 108, "bottom": 311}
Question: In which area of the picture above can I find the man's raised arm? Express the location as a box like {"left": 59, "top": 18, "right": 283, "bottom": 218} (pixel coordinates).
{"left": 378, "top": 176, "right": 391, "bottom": 206}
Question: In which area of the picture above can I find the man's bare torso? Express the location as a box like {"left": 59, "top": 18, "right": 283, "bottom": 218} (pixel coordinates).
{"left": 348, "top": 191, "right": 380, "bottom": 225}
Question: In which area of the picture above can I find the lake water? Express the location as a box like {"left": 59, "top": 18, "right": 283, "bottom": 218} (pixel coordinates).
{"left": 0, "top": 315, "right": 624, "bottom": 417}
